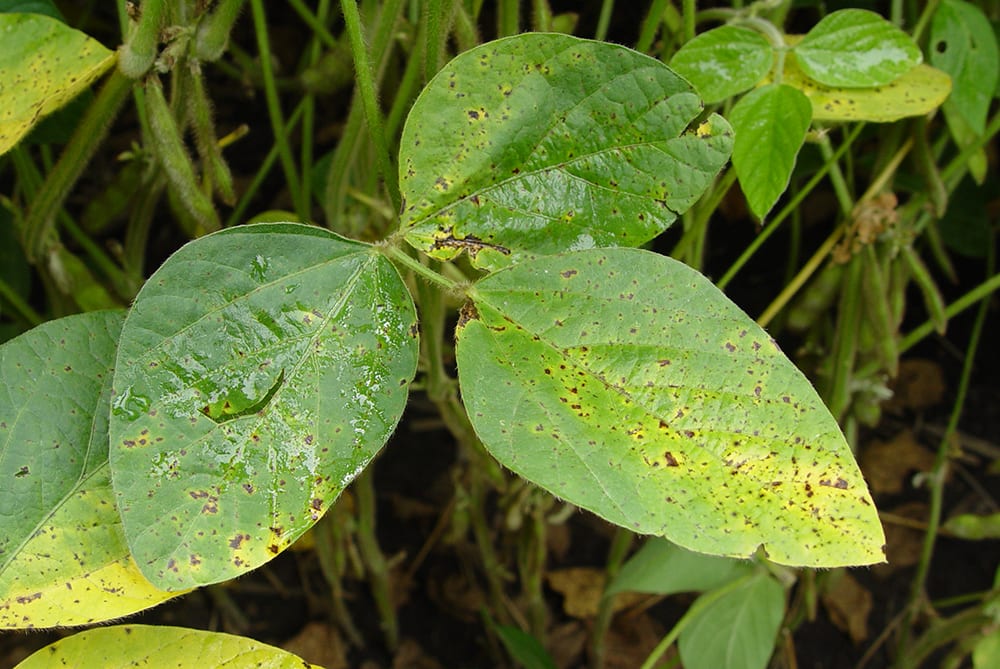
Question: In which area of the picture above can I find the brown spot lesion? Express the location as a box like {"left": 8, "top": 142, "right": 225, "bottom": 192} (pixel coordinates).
{"left": 229, "top": 533, "right": 250, "bottom": 549}
{"left": 819, "top": 477, "right": 849, "bottom": 489}
{"left": 456, "top": 302, "right": 479, "bottom": 329}
{"left": 431, "top": 230, "right": 511, "bottom": 259}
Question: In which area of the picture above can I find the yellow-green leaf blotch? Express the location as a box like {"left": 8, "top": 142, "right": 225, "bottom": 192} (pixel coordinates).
{"left": 14, "top": 624, "right": 324, "bottom": 668}
{"left": 456, "top": 249, "right": 886, "bottom": 568}
{"left": 0, "top": 312, "right": 179, "bottom": 629}
{"left": 773, "top": 39, "right": 951, "bottom": 123}
{"left": 0, "top": 13, "right": 115, "bottom": 155}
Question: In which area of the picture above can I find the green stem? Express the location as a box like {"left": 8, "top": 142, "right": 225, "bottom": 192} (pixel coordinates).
{"left": 497, "top": 0, "right": 519, "bottom": 36}
{"left": 224, "top": 101, "right": 308, "bottom": 228}
{"left": 590, "top": 528, "right": 634, "bottom": 669}
{"left": 23, "top": 70, "right": 132, "bottom": 262}
{"left": 816, "top": 132, "right": 855, "bottom": 217}
{"left": 323, "top": 0, "right": 406, "bottom": 228}
{"left": 595, "top": 0, "right": 614, "bottom": 40}
{"left": 636, "top": 0, "right": 669, "bottom": 53}
{"left": 425, "top": 0, "right": 445, "bottom": 76}
{"left": 518, "top": 510, "right": 548, "bottom": 638}
{"left": 287, "top": 0, "right": 338, "bottom": 49}
{"left": 339, "top": 0, "right": 402, "bottom": 215}
{"left": 354, "top": 466, "right": 399, "bottom": 650}
{"left": 313, "top": 511, "right": 365, "bottom": 646}
{"left": 855, "top": 268, "right": 1000, "bottom": 380}
{"left": 672, "top": 168, "right": 737, "bottom": 270}
{"left": 715, "top": 124, "right": 858, "bottom": 289}
{"left": 380, "top": 243, "right": 461, "bottom": 293}
{"left": 825, "top": 253, "right": 863, "bottom": 420}
{"left": 899, "top": 244, "right": 992, "bottom": 659}
{"left": 0, "top": 278, "right": 43, "bottom": 326}
{"left": 249, "top": 0, "right": 306, "bottom": 219}
{"left": 681, "top": 0, "right": 696, "bottom": 44}
{"left": 640, "top": 574, "right": 757, "bottom": 669}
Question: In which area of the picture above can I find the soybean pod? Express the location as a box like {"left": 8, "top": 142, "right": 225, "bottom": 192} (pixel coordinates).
{"left": 119, "top": 0, "right": 166, "bottom": 79}
{"left": 145, "top": 74, "right": 221, "bottom": 235}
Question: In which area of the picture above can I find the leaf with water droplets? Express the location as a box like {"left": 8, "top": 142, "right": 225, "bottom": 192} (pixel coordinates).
{"left": 456, "top": 248, "right": 884, "bottom": 567}
{"left": 793, "top": 9, "right": 922, "bottom": 88}
{"left": 399, "top": 33, "right": 732, "bottom": 272}
{"left": 0, "top": 12, "right": 114, "bottom": 155}
{"left": 109, "top": 223, "right": 419, "bottom": 590}
{"left": 772, "top": 41, "right": 950, "bottom": 122}
{"left": 13, "top": 625, "right": 323, "bottom": 668}
{"left": 0, "top": 311, "right": 178, "bottom": 629}
{"left": 669, "top": 25, "right": 774, "bottom": 104}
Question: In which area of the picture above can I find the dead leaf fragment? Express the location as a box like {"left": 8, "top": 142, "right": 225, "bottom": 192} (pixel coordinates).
{"left": 874, "top": 502, "right": 928, "bottom": 577}
{"left": 282, "top": 622, "right": 348, "bottom": 669}
{"left": 861, "top": 430, "right": 936, "bottom": 495}
{"left": 821, "top": 572, "right": 873, "bottom": 644}
{"left": 887, "top": 359, "right": 945, "bottom": 411}
{"left": 547, "top": 567, "right": 606, "bottom": 618}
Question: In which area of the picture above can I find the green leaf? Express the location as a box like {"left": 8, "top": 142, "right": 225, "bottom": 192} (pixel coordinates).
{"left": 0, "top": 13, "right": 114, "bottom": 155}
{"left": 456, "top": 248, "right": 884, "bottom": 567}
{"left": 942, "top": 512, "right": 1000, "bottom": 540}
{"left": 109, "top": 223, "right": 419, "bottom": 590}
{"left": 495, "top": 625, "right": 558, "bottom": 669}
{"left": 0, "top": 206, "right": 30, "bottom": 301}
{"left": 399, "top": 33, "right": 733, "bottom": 272}
{"left": 973, "top": 630, "right": 1000, "bottom": 669}
{"left": 679, "top": 574, "right": 784, "bottom": 669}
{"left": 669, "top": 25, "right": 774, "bottom": 104}
{"left": 729, "top": 84, "right": 812, "bottom": 220}
{"left": 793, "top": 9, "right": 922, "bottom": 87}
{"left": 774, "top": 48, "right": 951, "bottom": 122}
{"left": 608, "top": 538, "right": 754, "bottom": 596}
{"left": 0, "top": 1, "right": 63, "bottom": 20}
{"left": 930, "top": 0, "right": 998, "bottom": 136}
{"left": 0, "top": 311, "right": 178, "bottom": 629}
{"left": 13, "top": 625, "right": 324, "bottom": 668}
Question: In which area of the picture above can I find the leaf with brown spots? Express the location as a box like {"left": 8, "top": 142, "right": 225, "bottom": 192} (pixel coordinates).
{"left": 0, "top": 13, "right": 115, "bottom": 154}
{"left": 399, "top": 33, "right": 732, "bottom": 272}
{"left": 13, "top": 624, "right": 324, "bottom": 668}
{"left": 0, "top": 312, "right": 178, "bottom": 629}
{"left": 456, "top": 248, "right": 884, "bottom": 567}
{"left": 109, "top": 223, "right": 419, "bottom": 590}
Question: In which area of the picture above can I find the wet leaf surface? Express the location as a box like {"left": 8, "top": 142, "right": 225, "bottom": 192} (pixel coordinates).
{"left": 399, "top": 33, "right": 732, "bottom": 271}
{"left": 669, "top": 25, "right": 774, "bottom": 104}
{"left": 793, "top": 9, "right": 922, "bottom": 87}
{"left": 456, "top": 248, "right": 884, "bottom": 567}
{"left": 109, "top": 223, "right": 419, "bottom": 590}
{"left": 0, "top": 311, "right": 177, "bottom": 628}
{"left": 774, "top": 45, "right": 951, "bottom": 123}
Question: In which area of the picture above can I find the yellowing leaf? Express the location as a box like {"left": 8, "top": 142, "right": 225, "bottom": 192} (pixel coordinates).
{"left": 0, "top": 312, "right": 178, "bottom": 629}
{"left": 0, "top": 13, "right": 115, "bottom": 154}
{"left": 13, "top": 625, "right": 325, "bottom": 668}
{"left": 773, "top": 44, "right": 950, "bottom": 123}
{"left": 457, "top": 249, "right": 885, "bottom": 568}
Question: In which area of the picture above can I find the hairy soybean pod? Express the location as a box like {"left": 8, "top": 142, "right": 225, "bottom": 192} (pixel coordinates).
{"left": 119, "top": 0, "right": 166, "bottom": 79}
{"left": 887, "top": 254, "right": 909, "bottom": 329}
{"left": 193, "top": 0, "right": 247, "bottom": 62}
{"left": 902, "top": 245, "right": 948, "bottom": 335}
{"left": 145, "top": 75, "right": 221, "bottom": 235}
{"left": 188, "top": 68, "right": 236, "bottom": 205}
{"left": 786, "top": 261, "right": 844, "bottom": 334}
{"left": 861, "top": 246, "right": 899, "bottom": 377}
